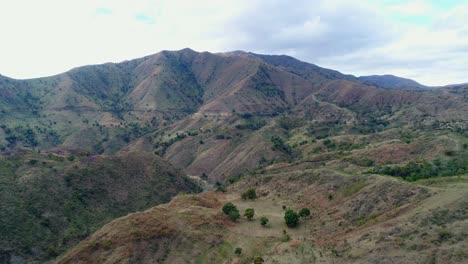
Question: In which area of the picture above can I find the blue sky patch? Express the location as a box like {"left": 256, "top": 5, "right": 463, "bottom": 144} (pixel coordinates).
{"left": 134, "top": 13, "right": 156, "bottom": 24}
{"left": 96, "top": 7, "right": 112, "bottom": 16}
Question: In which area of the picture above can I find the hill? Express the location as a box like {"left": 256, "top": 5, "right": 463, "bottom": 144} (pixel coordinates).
{"left": 58, "top": 168, "right": 468, "bottom": 263}
{"left": 0, "top": 149, "right": 200, "bottom": 263}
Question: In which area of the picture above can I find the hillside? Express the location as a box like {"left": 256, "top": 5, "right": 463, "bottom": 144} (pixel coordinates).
{"left": 58, "top": 168, "right": 468, "bottom": 264}
{"left": 0, "top": 149, "right": 200, "bottom": 263}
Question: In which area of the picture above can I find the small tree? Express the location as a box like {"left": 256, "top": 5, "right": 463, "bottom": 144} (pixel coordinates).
{"left": 222, "top": 202, "right": 237, "bottom": 215}
{"left": 234, "top": 247, "right": 242, "bottom": 255}
{"left": 241, "top": 188, "right": 257, "bottom": 200}
{"left": 228, "top": 209, "right": 240, "bottom": 221}
{"left": 244, "top": 208, "right": 255, "bottom": 220}
{"left": 284, "top": 209, "right": 299, "bottom": 227}
{"left": 298, "top": 208, "right": 311, "bottom": 218}
{"left": 260, "top": 216, "right": 269, "bottom": 227}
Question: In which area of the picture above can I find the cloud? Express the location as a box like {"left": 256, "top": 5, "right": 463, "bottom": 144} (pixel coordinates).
{"left": 316, "top": 1, "right": 468, "bottom": 85}
{"left": 217, "top": 1, "right": 394, "bottom": 58}
{"left": 0, "top": 0, "right": 466, "bottom": 85}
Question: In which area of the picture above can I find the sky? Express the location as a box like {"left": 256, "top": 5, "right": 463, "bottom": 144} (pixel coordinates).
{"left": 0, "top": 0, "right": 467, "bottom": 86}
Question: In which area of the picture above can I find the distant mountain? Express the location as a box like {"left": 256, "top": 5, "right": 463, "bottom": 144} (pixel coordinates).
{"left": 359, "top": 74, "right": 429, "bottom": 90}
{"left": 0, "top": 48, "right": 466, "bottom": 177}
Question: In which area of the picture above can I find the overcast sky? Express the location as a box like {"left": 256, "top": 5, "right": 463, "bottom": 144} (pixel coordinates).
{"left": 0, "top": 0, "right": 467, "bottom": 86}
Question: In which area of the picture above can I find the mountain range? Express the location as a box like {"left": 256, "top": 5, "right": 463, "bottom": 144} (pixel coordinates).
{"left": 0, "top": 49, "right": 467, "bottom": 263}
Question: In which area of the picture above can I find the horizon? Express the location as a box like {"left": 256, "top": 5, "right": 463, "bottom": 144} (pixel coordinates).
{"left": 1, "top": 0, "right": 467, "bottom": 86}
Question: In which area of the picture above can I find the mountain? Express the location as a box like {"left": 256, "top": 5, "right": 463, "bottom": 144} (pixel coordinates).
{"left": 0, "top": 49, "right": 467, "bottom": 263}
{"left": 0, "top": 49, "right": 465, "bottom": 154}
{"left": 358, "top": 74, "right": 429, "bottom": 90}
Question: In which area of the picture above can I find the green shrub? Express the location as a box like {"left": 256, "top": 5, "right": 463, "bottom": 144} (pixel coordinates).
{"left": 222, "top": 202, "right": 237, "bottom": 215}
{"left": 284, "top": 210, "right": 299, "bottom": 227}
{"left": 260, "top": 216, "right": 269, "bottom": 226}
{"left": 298, "top": 208, "right": 311, "bottom": 218}
{"left": 244, "top": 208, "right": 255, "bottom": 220}
{"left": 234, "top": 247, "right": 242, "bottom": 255}
{"left": 241, "top": 188, "right": 257, "bottom": 200}
{"left": 223, "top": 202, "right": 240, "bottom": 221}
{"left": 228, "top": 210, "right": 240, "bottom": 221}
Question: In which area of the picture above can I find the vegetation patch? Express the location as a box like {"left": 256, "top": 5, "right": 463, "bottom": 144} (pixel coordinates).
{"left": 373, "top": 157, "right": 467, "bottom": 181}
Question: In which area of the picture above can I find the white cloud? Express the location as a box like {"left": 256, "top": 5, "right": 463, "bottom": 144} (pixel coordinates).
{"left": 0, "top": 0, "right": 466, "bottom": 85}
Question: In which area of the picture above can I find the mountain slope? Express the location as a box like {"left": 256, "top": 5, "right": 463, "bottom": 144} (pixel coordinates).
{"left": 0, "top": 149, "right": 200, "bottom": 263}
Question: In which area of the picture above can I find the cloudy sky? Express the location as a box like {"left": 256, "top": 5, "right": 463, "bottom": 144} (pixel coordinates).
{"left": 0, "top": 0, "right": 467, "bottom": 86}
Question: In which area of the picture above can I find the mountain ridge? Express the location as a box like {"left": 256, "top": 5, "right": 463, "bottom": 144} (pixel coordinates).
{"left": 0, "top": 48, "right": 450, "bottom": 89}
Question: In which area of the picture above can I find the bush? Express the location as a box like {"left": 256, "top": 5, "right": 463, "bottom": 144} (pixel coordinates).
{"left": 241, "top": 188, "right": 257, "bottom": 200}
{"left": 298, "top": 208, "right": 311, "bottom": 218}
{"left": 228, "top": 210, "right": 240, "bottom": 221}
{"left": 244, "top": 208, "right": 255, "bottom": 220}
{"left": 260, "top": 216, "right": 269, "bottom": 226}
{"left": 222, "top": 202, "right": 237, "bottom": 215}
{"left": 284, "top": 209, "right": 299, "bottom": 227}
{"left": 234, "top": 247, "right": 242, "bottom": 255}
